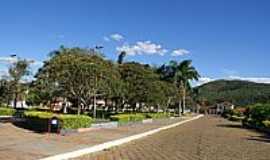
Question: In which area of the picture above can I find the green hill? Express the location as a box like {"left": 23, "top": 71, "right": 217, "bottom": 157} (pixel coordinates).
{"left": 197, "top": 80, "right": 270, "bottom": 106}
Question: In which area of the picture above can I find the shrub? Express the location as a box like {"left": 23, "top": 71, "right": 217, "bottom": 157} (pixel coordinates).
{"left": 263, "top": 120, "right": 270, "bottom": 128}
{"left": 145, "top": 112, "right": 170, "bottom": 119}
{"left": 58, "top": 114, "right": 92, "bottom": 129}
{"left": 24, "top": 111, "right": 54, "bottom": 119}
{"left": 0, "top": 107, "right": 16, "bottom": 116}
{"left": 241, "top": 103, "right": 270, "bottom": 128}
{"left": 23, "top": 111, "right": 93, "bottom": 131}
{"left": 249, "top": 103, "right": 270, "bottom": 126}
{"left": 110, "top": 113, "right": 145, "bottom": 124}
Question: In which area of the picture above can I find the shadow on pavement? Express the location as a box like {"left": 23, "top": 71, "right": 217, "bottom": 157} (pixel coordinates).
{"left": 217, "top": 122, "right": 270, "bottom": 144}
{"left": 12, "top": 121, "right": 46, "bottom": 133}
{"left": 216, "top": 123, "right": 243, "bottom": 129}
{"left": 247, "top": 134, "right": 270, "bottom": 143}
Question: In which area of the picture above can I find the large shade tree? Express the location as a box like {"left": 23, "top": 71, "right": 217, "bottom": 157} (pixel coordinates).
{"left": 34, "top": 47, "right": 121, "bottom": 116}
{"left": 118, "top": 62, "right": 175, "bottom": 112}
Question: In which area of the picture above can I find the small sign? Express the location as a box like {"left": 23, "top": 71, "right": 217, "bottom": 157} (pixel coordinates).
{"left": 51, "top": 119, "right": 58, "bottom": 125}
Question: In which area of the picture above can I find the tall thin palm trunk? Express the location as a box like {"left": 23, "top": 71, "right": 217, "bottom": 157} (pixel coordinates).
{"left": 182, "top": 87, "right": 186, "bottom": 114}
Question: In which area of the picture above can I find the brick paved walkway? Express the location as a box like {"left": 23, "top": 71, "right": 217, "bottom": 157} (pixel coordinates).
{"left": 0, "top": 117, "right": 189, "bottom": 160}
{"left": 76, "top": 116, "right": 270, "bottom": 160}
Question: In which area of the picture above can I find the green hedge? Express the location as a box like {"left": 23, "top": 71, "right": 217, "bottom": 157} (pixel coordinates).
{"left": 110, "top": 113, "right": 145, "bottom": 124}
{"left": 0, "top": 107, "right": 15, "bottom": 116}
{"left": 58, "top": 114, "right": 92, "bottom": 129}
{"left": 145, "top": 113, "right": 170, "bottom": 119}
{"left": 24, "top": 111, "right": 93, "bottom": 131}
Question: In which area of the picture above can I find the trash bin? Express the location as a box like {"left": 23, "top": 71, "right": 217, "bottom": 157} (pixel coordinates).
{"left": 49, "top": 117, "right": 61, "bottom": 133}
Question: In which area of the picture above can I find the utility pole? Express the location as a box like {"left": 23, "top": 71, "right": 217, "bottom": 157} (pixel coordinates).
{"left": 92, "top": 46, "right": 103, "bottom": 119}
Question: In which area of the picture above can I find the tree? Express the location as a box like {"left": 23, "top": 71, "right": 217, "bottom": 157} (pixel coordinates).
{"left": 0, "top": 79, "right": 12, "bottom": 106}
{"left": 34, "top": 47, "right": 120, "bottom": 116}
{"left": 146, "top": 80, "right": 177, "bottom": 112}
{"left": 157, "top": 60, "right": 200, "bottom": 115}
{"left": 176, "top": 60, "right": 200, "bottom": 114}
{"left": 8, "top": 59, "right": 30, "bottom": 108}
{"left": 118, "top": 62, "right": 158, "bottom": 111}
{"left": 28, "top": 62, "right": 60, "bottom": 107}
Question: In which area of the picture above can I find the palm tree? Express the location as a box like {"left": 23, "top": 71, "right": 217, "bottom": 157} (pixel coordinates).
{"left": 175, "top": 60, "right": 200, "bottom": 114}
{"left": 158, "top": 60, "right": 200, "bottom": 116}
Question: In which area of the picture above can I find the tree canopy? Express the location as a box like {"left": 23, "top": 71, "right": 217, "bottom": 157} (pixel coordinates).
{"left": 1, "top": 46, "right": 201, "bottom": 116}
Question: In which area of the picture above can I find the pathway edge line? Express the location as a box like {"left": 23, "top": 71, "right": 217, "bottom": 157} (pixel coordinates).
{"left": 40, "top": 114, "right": 204, "bottom": 160}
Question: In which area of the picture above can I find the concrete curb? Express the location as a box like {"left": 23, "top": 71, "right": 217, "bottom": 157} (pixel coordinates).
{"left": 40, "top": 114, "right": 204, "bottom": 160}
{"left": 0, "top": 116, "right": 13, "bottom": 118}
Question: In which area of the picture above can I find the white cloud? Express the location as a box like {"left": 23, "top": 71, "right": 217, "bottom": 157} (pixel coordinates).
{"left": 0, "top": 56, "right": 18, "bottom": 64}
{"left": 171, "top": 49, "right": 190, "bottom": 56}
{"left": 30, "top": 60, "right": 43, "bottom": 67}
{"left": 192, "top": 77, "right": 215, "bottom": 86}
{"left": 110, "top": 33, "right": 124, "bottom": 41}
{"left": 0, "top": 70, "right": 8, "bottom": 79}
{"left": 103, "top": 36, "right": 110, "bottom": 42}
{"left": 116, "top": 41, "right": 168, "bottom": 56}
{"left": 228, "top": 76, "right": 270, "bottom": 84}
{"left": 0, "top": 56, "right": 43, "bottom": 66}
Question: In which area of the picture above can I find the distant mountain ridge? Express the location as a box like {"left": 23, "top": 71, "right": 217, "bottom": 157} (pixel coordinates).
{"left": 196, "top": 80, "right": 270, "bottom": 106}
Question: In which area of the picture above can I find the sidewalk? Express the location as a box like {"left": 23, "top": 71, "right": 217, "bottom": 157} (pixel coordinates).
{"left": 0, "top": 115, "right": 197, "bottom": 160}
{"left": 76, "top": 116, "right": 270, "bottom": 160}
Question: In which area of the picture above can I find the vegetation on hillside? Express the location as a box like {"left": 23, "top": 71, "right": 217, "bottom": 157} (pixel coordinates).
{"left": 196, "top": 80, "right": 270, "bottom": 106}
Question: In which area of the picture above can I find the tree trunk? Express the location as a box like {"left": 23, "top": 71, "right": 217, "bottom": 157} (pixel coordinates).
{"left": 93, "top": 92, "right": 97, "bottom": 118}
{"left": 63, "top": 98, "right": 68, "bottom": 114}
{"left": 77, "top": 99, "right": 81, "bottom": 115}
{"left": 77, "top": 105, "right": 81, "bottom": 115}
{"left": 14, "top": 92, "right": 18, "bottom": 109}
{"left": 196, "top": 104, "right": 200, "bottom": 113}
{"left": 178, "top": 100, "right": 182, "bottom": 116}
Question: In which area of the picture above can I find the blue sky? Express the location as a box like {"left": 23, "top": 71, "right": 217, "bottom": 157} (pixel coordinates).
{"left": 0, "top": 0, "right": 270, "bottom": 85}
